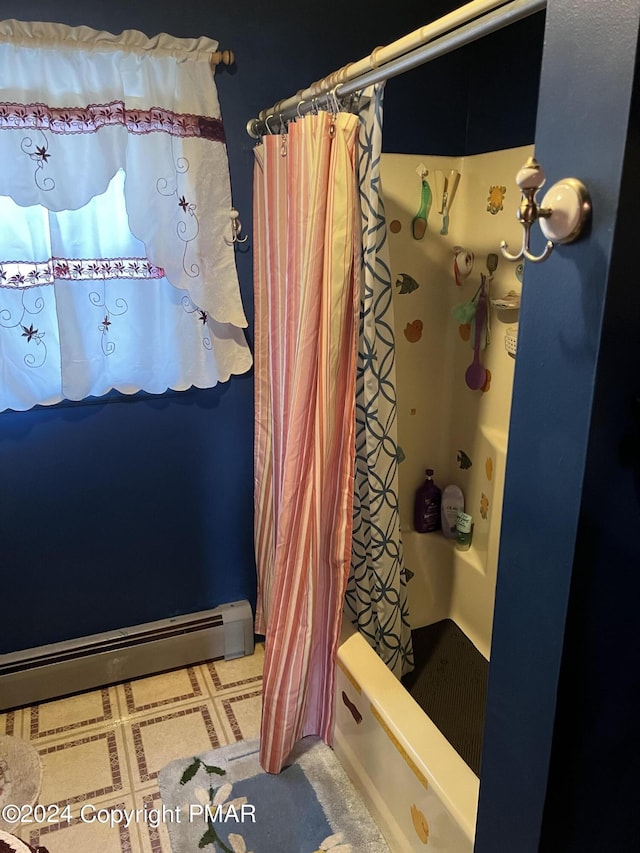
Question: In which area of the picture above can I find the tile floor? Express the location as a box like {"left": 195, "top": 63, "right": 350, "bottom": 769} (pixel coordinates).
{"left": 0, "top": 642, "right": 264, "bottom": 853}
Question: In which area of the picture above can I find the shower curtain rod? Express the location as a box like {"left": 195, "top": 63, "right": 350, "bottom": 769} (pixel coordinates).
{"left": 247, "top": 0, "right": 546, "bottom": 138}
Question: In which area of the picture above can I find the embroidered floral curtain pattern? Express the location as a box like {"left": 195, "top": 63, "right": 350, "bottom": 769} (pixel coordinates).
{"left": 0, "top": 20, "right": 252, "bottom": 412}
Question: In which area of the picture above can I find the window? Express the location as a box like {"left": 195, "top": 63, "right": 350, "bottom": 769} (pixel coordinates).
{"left": 0, "top": 20, "right": 252, "bottom": 412}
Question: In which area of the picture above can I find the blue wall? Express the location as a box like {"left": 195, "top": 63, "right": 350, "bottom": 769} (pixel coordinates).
{"left": 4, "top": 0, "right": 514, "bottom": 654}
{"left": 1, "top": 383, "right": 255, "bottom": 651}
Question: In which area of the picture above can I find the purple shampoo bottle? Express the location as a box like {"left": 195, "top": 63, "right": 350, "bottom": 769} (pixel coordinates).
{"left": 414, "top": 468, "right": 442, "bottom": 533}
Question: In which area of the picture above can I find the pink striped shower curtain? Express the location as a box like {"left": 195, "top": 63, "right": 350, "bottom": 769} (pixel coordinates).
{"left": 253, "top": 111, "right": 360, "bottom": 773}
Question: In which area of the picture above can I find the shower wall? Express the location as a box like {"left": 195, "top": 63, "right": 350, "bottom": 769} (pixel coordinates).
{"left": 381, "top": 145, "right": 533, "bottom": 656}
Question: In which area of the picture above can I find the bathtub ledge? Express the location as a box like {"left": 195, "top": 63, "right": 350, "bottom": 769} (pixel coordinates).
{"left": 336, "top": 621, "right": 479, "bottom": 841}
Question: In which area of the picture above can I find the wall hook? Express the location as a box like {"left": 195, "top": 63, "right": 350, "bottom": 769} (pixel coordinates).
{"left": 500, "top": 156, "right": 591, "bottom": 264}
{"left": 225, "top": 209, "right": 249, "bottom": 246}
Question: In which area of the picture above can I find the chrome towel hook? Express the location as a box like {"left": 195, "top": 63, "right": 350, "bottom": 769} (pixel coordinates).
{"left": 500, "top": 156, "right": 591, "bottom": 264}
{"left": 225, "top": 209, "right": 249, "bottom": 246}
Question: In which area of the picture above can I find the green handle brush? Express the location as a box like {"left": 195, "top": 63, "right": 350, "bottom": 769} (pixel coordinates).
{"left": 412, "top": 175, "right": 432, "bottom": 240}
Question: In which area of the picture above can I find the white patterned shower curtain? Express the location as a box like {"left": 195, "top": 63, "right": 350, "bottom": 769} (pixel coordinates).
{"left": 345, "top": 85, "right": 414, "bottom": 678}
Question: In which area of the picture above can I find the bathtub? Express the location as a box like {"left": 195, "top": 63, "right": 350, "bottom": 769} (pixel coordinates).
{"left": 333, "top": 426, "right": 506, "bottom": 851}
{"left": 334, "top": 619, "right": 478, "bottom": 852}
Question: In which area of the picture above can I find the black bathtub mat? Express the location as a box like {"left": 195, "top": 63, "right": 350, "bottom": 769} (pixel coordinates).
{"left": 401, "top": 619, "right": 488, "bottom": 776}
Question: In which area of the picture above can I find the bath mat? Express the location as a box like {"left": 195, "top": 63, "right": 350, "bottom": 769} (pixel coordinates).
{"left": 0, "top": 737, "right": 43, "bottom": 833}
{"left": 402, "top": 619, "right": 488, "bottom": 776}
{"left": 0, "top": 828, "right": 50, "bottom": 853}
{"left": 158, "top": 736, "right": 389, "bottom": 852}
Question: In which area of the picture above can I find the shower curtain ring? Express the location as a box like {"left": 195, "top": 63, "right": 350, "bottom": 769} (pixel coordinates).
{"left": 329, "top": 85, "right": 342, "bottom": 114}
{"left": 264, "top": 114, "right": 276, "bottom": 135}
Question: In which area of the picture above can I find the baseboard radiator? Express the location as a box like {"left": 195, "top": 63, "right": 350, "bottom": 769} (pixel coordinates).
{"left": 0, "top": 599, "right": 254, "bottom": 711}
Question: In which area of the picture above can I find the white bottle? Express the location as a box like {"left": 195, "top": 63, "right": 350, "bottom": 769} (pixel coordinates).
{"left": 440, "top": 484, "right": 465, "bottom": 539}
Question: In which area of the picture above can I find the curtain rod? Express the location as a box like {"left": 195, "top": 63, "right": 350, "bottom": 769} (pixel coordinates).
{"left": 246, "top": 0, "right": 546, "bottom": 138}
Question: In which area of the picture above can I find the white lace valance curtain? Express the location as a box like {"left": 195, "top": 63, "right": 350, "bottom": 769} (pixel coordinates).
{"left": 0, "top": 19, "right": 252, "bottom": 411}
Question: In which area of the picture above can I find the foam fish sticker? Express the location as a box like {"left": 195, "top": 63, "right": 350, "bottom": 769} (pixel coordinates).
{"left": 487, "top": 185, "right": 507, "bottom": 215}
{"left": 395, "top": 273, "right": 420, "bottom": 294}
{"left": 457, "top": 450, "right": 473, "bottom": 469}
{"left": 404, "top": 319, "right": 423, "bottom": 342}
{"left": 341, "top": 691, "right": 363, "bottom": 725}
{"left": 402, "top": 566, "right": 415, "bottom": 582}
{"left": 485, "top": 456, "right": 494, "bottom": 480}
{"left": 396, "top": 445, "right": 406, "bottom": 463}
{"left": 411, "top": 804, "right": 430, "bottom": 844}
{"left": 480, "top": 493, "right": 490, "bottom": 519}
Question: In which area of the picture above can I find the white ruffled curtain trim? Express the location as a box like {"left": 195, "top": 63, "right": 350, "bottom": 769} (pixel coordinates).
{"left": 0, "top": 20, "right": 252, "bottom": 412}
{"left": 0, "top": 19, "right": 221, "bottom": 59}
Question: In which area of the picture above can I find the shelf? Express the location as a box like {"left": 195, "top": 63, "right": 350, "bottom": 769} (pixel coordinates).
{"left": 491, "top": 292, "right": 520, "bottom": 310}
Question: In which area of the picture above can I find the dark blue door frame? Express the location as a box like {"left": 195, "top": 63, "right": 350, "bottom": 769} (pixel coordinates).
{"left": 475, "top": 1, "right": 640, "bottom": 850}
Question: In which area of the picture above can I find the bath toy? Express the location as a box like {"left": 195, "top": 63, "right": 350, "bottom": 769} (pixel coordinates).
{"left": 453, "top": 246, "right": 474, "bottom": 285}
